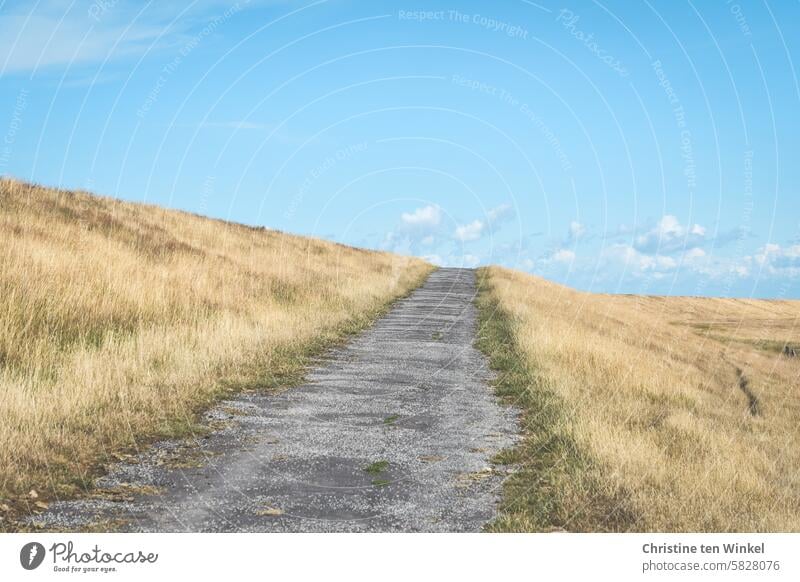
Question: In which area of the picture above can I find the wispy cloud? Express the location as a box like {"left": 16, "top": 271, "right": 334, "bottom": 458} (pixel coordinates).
{"left": 0, "top": 0, "right": 259, "bottom": 77}
{"left": 200, "top": 121, "right": 275, "bottom": 130}
{"left": 57, "top": 71, "right": 124, "bottom": 88}
{"left": 0, "top": 3, "right": 167, "bottom": 75}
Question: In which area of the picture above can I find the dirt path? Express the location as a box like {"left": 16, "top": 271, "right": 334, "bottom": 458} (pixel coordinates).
{"left": 34, "top": 268, "right": 518, "bottom": 532}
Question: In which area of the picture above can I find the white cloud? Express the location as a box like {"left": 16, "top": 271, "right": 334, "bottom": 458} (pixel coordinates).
{"left": 604, "top": 244, "right": 675, "bottom": 273}
{"left": 461, "top": 254, "right": 481, "bottom": 268}
{"left": 601, "top": 242, "right": 756, "bottom": 281}
{"left": 400, "top": 205, "right": 441, "bottom": 229}
{"left": 454, "top": 220, "right": 484, "bottom": 242}
{"left": 754, "top": 243, "right": 782, "bottom": 265}
{"left": 568, "top": 221, "right": 586, "bottom": 241}
{"left": 420, "top": 253, "right": 480, "bottom": 268}
{"left": 527, "top": 218, "right": 766, "bottom": 284}
{"left": 589, "top": 217, "right": 764, "bottom": 281}
{"left": 552, "top": 249, "right": 576, "bottom": 263}
{"left": 634, "top": 215, "right": 707, "bottom": 254}
{"left": 685, "top": 247, "right": 706, "bottom": 260}
{"left": 421, "top": 254, "right": 443, "bottom": 266}
{"left": 753, "top": 243, "right": 800, "bottom": 276}
{"left": 534, "top": 247, "right": 577, "bottom": 271}
{"left": 452, "top": 203, "right": 513, "bottom": 243}
{"left": 382, "top": 204, "right": 444, "bottom": 256}
{"left": 657, "top": 255, "right": 678, "bottom": 269}
{"left": 487, "top": 203, "right": 514, "bottom": 225}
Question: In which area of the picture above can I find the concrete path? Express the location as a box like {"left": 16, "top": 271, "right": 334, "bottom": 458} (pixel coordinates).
{"left": 35, "top": 268, "right": 518, "bottom": 532}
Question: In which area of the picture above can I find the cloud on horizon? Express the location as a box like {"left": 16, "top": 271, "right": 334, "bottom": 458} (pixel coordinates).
{"left": 752, "top": 243, "right": 800, "bottom": 277}
{"left": 453, "top": 203, "right": 515, "bottom": 242}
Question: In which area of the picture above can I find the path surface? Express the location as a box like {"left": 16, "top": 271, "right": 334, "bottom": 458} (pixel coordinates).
{"left": 35, "top": 268, "right": 518, "bottom": 532}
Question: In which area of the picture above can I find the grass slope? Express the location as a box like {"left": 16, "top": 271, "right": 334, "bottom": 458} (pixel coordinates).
{"left": 477, "top": 266, "right": 800, "bottom": 532}
{"left": 0, "top": 178, "right": 432, "bottom": 514}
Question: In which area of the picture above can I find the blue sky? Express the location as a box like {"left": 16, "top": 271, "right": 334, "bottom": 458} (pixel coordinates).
{"left": 1, "top": 0, "right": 798, "bottom": 297}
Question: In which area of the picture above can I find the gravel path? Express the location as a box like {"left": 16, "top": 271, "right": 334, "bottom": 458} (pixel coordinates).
{"left": 33, "top": 268, "right": 518, "bottom": 532}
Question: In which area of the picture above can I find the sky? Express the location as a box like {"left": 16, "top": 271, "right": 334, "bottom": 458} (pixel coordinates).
{"left": 1, "top": 0, "right": 798, "bottom": 297}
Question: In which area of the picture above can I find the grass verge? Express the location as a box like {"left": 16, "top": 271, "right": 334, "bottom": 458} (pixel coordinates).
{"left": 475, "top": 269, "right": 639, "bottom": 532}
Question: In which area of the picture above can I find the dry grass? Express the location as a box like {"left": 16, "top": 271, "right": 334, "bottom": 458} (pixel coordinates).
{"left": 478, "top": 266, "right": 800, "bottom": 532}
{"left": 0, "top": 178, "right": 431, "bottom": 505}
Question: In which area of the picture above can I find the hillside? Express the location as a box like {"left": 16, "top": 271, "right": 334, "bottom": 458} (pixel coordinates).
{"left": 3, "top": 177, "right": 798, "bottom": 532}
{"left": 0, "top": 178, "right": 431, "bottom": 507}
{"left": 477, "top": 266, "right": 800, "bottom": 531}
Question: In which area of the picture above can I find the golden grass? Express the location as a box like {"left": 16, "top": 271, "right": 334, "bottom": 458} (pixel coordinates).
{"left": 0, "top": 178, "right": 431, "bottom": 504}
{"left": 479, "top": 266, "right": 800, "bottom": 532}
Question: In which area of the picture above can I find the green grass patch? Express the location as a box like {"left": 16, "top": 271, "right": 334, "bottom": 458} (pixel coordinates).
{"left": 740, "top": 339, "right": 799, "bottom": 355}
{"left": 364, "top": 460, "right": 389, "bottom": 475}
{"left": 690, "top": 329, "right": 800, "bottom": 357}
{"left": 474, "top": 268, "right": 639, "bottom": 532}
{"left": 383, "top": 414, "right": 400, "bottom": 425}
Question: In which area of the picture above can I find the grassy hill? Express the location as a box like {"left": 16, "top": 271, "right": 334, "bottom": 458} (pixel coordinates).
{"left": 3, "top": 177, "right": 798, "bottom": 532}
{"left": 0, "top": 178, "right": 431, "bottom": 506}
{"left": 478, "top": 266, "right": 800, "bottom": 531}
